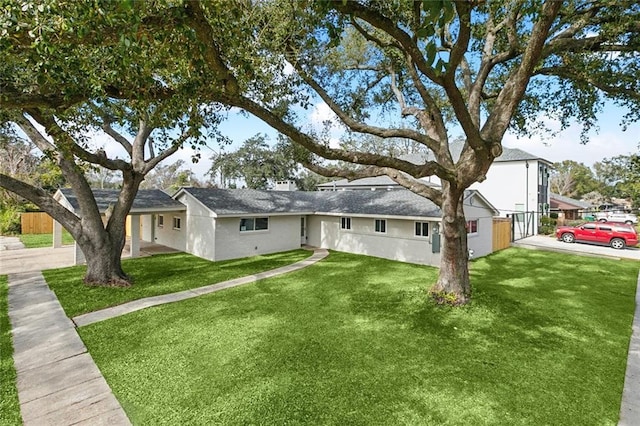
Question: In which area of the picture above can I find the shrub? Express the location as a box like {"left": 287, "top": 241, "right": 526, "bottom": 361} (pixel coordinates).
{"left": 0, "top": 206, "right": 22, "bottom": 235}
{"left": 550, "top": 212, "right": 559, "bottom": 219}
{"left": 538, "top": 224, "right": 555, "bottom": 235}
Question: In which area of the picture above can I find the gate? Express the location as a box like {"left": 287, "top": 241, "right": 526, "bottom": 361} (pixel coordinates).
{"left": 508, "top": 211, "right": 535, "bottom": 241}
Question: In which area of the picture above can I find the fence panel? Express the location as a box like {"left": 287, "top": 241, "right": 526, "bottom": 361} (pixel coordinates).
{"left": 21, "top": 212, "right": 53, "bottom": 234}
{"left": 492, "top": 218, "right": 512, "bottom": 252}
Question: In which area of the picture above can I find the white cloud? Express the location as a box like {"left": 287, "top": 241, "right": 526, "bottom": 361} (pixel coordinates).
{"left": 503, "top": 120, "right": 640, "bottom": 166}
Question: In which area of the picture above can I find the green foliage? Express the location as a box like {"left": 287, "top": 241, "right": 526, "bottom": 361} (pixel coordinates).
{"left": 550, "top": 160, "right": 598, "bottom": 198}
{"left": 209, "top": 134, "right": 299, "bottom": 189}
{"left": 594, "top": 154, "right": 640, "bottom": 207}
{"left": 539, "top": 216, "right": 557, "bottom": 235}
{"left": 0, "top": 204, "right": 22, "bottom": 235}
{"left": 0, "top": 275, "right": 22, "bottom": 426}
{"left": 44, "top": 249, "right": 311, "bottom": 318}
{"left": 75, "top": 249, "right": 638, "bottom": 424}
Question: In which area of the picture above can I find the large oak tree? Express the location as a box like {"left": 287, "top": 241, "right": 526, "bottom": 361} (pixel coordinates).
{"left": 2, "top": 1, "right": 639, "bottom": 301}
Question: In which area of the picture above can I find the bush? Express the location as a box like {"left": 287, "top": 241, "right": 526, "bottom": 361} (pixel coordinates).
{"left": 538, "top": 224, "right": 555, "bottom": 235}
{"left": 550, "top": 212, "right": 559, "bottom": 219}
{"left": 0, "top": 206, "right": 22, "bottom": 235}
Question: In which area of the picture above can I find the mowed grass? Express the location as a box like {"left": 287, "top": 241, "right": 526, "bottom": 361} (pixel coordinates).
{"left": 44, "top": 249, "right": 311, "bottom": 318}
{"left": 19, "top": 231, "right": 74, "bottom": 248}
{"left": 76, "top": 248, "right": 639, "bottom": 425}
{"left": 0, "top": 275, "right": 22, "bottom": 426}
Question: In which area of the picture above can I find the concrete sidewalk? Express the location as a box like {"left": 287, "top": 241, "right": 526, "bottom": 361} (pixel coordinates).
{"left": 8, "top": 272, "right": 130, "bottom": 425}
{"left": 619, "top": 271, "right": 640, "bottom": 425}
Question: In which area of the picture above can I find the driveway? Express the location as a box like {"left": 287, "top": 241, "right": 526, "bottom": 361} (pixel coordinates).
{"left": 0, "top": 245, "right": 76, "bottom": 275}
{"left": 512, "top": 235, "right": 640, "bottom": 261}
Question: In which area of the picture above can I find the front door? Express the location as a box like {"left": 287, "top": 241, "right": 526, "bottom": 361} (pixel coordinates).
{"left": 300, "top": 216, "right": 307, "bottom": 245}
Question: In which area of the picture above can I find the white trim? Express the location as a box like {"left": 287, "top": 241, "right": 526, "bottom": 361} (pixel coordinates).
{"left": 157, "top": 214, "right": 164, "bottom": 228}
{"left": 340, "top": 217, "right": 352, "bottom": 230}
{"left": 172, "top": 216, "right": 182, "bottom": 230}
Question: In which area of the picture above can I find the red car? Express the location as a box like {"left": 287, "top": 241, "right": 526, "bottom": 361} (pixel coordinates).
{"left": 556, "top": 222, "right": 638, "bottom": 249}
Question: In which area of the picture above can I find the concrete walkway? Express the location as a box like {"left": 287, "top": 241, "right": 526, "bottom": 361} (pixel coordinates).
{"left": 74, "top": 248, "right": 329, "bottom": 327}
{"left": 620, "top": 271, "right": 640, "bottom": 425}
{"left": 7, "top": 271, "right": 131, "bottom": 425}
{"left": 0, "top": 235, "right": 25, "bottom": 251}
{"left": 6, "top": 247, "right": 327, "bottom": 425}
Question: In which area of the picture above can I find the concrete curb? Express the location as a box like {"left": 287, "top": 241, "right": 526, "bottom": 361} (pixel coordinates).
{"left": 619, "top": 270, "right": 640, "bottom": 425}
{"left": 73, "top": 248, "right": 329, "bottom": 327}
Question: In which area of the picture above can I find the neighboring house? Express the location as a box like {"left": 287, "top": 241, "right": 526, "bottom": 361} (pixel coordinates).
{"left": 550, "top": 193, "right": 593, "bottom": 220}
{"left": 317, "top": 141, "right": 552, "bottom": 236}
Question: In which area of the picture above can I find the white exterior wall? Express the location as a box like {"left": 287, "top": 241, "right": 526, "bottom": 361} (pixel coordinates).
{"left": 152, "top": 212, "right": 187, "bottom": 252}
{"left": 470, "top": 160, "right": 548, "bottom": 234}
{"left": 463, "top": 203, "right": 493, "bottom": 258}
{"left": 307, "top": 215, "right": 441, "bottom": 266}
{"left": 213, "top": 215, "right": 302, "bottom": 261}
{"left": 175, "top": 193, "right": 217, "bottom": 261}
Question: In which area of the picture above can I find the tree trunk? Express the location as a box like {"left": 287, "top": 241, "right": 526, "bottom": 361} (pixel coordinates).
{"left": 81, "top": 235, "right": 130, "bottom": 286}
{"left": 431, "top": 184, "right": 470, "bottom": 304}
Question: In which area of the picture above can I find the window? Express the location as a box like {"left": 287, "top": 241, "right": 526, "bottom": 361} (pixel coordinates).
{"left": 341, "top": 217, "right": 352, "bottom": 230}
{"left": 157, "top": 215, "right": 164, "bottom": 228}
{"left": 466, "top": 219, "right": 478, "bottom": 234}
{"left": 374, "top": 219, "right": 386, "bottom": 233}
{"left": 173, "top": 217, "right": 181, "bottom": 230}
{"left": 415, "top": 222, "right": 429, "bottom": 237}
{"left": 240, "top": 217, "right": 269, "bottom": 232}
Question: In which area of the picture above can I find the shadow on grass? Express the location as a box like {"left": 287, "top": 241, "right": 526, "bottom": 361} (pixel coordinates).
{"left": 78, "top": 249, "right": 639, "bottom": 425}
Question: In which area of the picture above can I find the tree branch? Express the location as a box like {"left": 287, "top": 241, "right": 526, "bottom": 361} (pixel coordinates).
{"left": 102, "top": 122, "right": 133, "bottom": 156}
{"left": 0, "top": 174, "right": 82, "bottom": 234}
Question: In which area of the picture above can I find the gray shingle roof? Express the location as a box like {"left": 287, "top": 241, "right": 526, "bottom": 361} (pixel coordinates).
{"left": 182, "top": 187, "right": 444, "bottom": 218}
{"left": 59, "top": 188, "right": 186, "bottom": 214}
{"left": 182, "top": 188, "right": 316, "bottom": 215}
{"left": 399, "top": 140, "right": 550, "bottom": 164}
{"left": 550, "top": 193, "right": 593, "bottom": 209}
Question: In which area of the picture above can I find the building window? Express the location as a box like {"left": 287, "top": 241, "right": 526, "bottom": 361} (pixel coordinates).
{"left": 341, "top": 217, "right": 352, "bottom": 230}
{"left": 173, "top": 217, "right": 181, "bottom": 230}
{"left": 157, "top": 215, "right": 164, "bottom": 228}
{"left": 415, "top": 222, "right": 429, "bottom": 237}
{"left": 374, "top": 219, "right": 386, "bottom": 233}
{"left": 466, "top": 219, "right": 478, "bottom": 235}
{"left": 240, "top": 217, "right": 269, "bottom": 232}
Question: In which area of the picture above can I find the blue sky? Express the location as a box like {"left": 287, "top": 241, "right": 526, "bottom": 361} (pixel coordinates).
{"left": 170, "top": 101, "right": 640, "bottom": 180}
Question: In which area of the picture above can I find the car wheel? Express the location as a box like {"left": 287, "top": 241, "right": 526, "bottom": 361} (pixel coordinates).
{"left": 610, "top": 238, "right": 626, "bottom": 250}
{"left": 561, "top": 233, "right": 575, "bottom": 243}
{"left": 625, "top": 220, "right": 633, "bottom": 225}
{"left": 598, "top": 218, "right": 607, "bottom": 222}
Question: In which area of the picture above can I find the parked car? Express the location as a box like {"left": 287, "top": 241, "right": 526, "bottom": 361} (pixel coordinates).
{"left": 595, "top": 211, "right": 638, "bottom": 224}
{"left": 556, "top": 222, "right": 638, "bottom": 249}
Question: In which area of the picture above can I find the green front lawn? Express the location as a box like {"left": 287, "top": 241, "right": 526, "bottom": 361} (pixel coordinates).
{"left": 19, "top": 231, "right": 74, "bottom": 248}
{"left": 44, "top": 249, "right": 312, "bottom": 318}
{"left": 0, "top": 275, "right": 22, "bottom": 426}
{"left": 72, "top": 248, "right": 639, "bottom": 425}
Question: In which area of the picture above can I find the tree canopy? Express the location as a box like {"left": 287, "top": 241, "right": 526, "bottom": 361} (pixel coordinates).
{"left": 2, "top": 0, "right": 639, "bottom": 299}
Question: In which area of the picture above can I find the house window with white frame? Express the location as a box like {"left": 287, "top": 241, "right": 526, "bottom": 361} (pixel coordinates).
{"left": 173, "top": 217, "right": 181, "bottom": 230}
{"left": 341, "top": 217, "right": 352, "bottom": 230}
{"left": 239, "top": 217, "right": 269, "bottom": 232}
{"left": 157, "top": 215, "right": 164, "bottom": 228}
{"left": 466, "top": 219, "right": 478, "bottom": 235}
{"left": 374, "top": 219, "right": 386, "bottom": 233}
{"left": 415, "top": 221, "right": 429, "bottom": 237}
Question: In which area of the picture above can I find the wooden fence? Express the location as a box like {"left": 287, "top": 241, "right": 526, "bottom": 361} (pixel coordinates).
{"left": 492, "top": 217, "right": 512, "bottom": 252}
{"left": 21, "top": 212, "right": 53, "bottom": 234}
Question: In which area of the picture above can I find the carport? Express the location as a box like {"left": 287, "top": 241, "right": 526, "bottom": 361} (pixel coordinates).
{"left": 53, "top": 189, "right": 186, "bottom": 265}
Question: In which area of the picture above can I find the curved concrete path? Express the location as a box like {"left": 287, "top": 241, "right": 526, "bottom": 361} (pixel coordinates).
{"left": 73, "top": 248, "right": 328, "bottom": 327}
{"left": 7, "top": 246, "right": 327, "bottom": 425}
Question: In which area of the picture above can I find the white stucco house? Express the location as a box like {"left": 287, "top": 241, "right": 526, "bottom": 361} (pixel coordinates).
{"left": 54, "top": 186, "right": 499, "bottom": 268}
{"left": 317, "top": 141, "right": 552, "bottom": 237}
